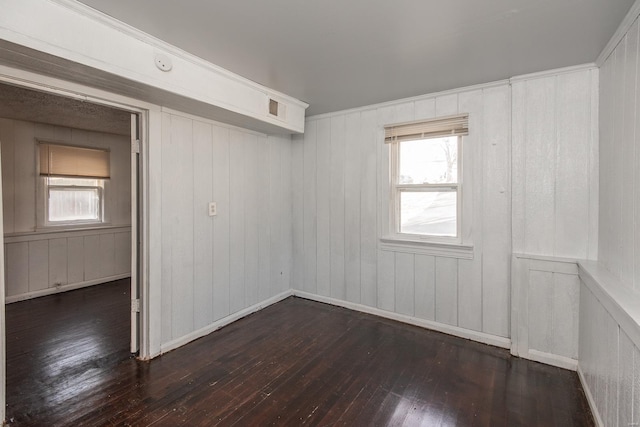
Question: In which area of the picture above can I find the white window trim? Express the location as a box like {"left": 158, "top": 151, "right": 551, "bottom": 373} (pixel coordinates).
{"left": 44, "top": 181, "right": 105, "bottom": 227}
{"left": 381, "top": 134, "right": 473, "bottom": 259}
{"left": 35, "top": 139, "right": 111, "bottom": 230}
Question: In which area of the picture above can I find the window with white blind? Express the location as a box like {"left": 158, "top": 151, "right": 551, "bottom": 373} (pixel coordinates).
{"left": 38, "top": 142, "right": 110, "bottom": 226}
{"left": 385, "top": 114, "right": 468, "bottom": 245}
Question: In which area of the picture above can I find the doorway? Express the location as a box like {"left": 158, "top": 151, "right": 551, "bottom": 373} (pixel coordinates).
{"left": 0, "top": 79, "right": 147, "bottom": 423}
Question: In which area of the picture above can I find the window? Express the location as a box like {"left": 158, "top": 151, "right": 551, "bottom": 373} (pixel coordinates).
{"left": 46, "top": 177, "right": 104, "bottom": 223}
{"left": 39, "top": 142, "right": 110, "bottom": 226}
{"left": 386, "top": 114, "right": 468, "bottom": 243}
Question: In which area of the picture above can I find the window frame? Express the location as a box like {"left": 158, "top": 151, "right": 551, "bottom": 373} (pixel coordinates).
{"left": 44, "top": 179, "right": 105, "bottom": 226}
{"left": 389, "top": 135, "right": 463, "bottom": 244}
{"left": 36, "top": 139, "right": 110, "bottom": 229}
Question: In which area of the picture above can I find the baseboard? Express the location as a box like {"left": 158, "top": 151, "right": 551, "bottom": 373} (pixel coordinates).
{"left": 292, "top": 290, "right": 511, "bottom": 350}
{"left": 577, "top": 365, "right": 604, "bottom": 427}
{"left": 526, "top": 349, "right": 578, "bottom": 371}
{"left": 160, "top": 290, "right": 294, "bottom": 355}
{"left": 5, "top": 274, "right": 131, "bottom": 303}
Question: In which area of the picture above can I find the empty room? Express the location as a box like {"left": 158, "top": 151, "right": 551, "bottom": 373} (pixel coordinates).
{"left": 0, "top": 0, "right": 639, "bottom": 426}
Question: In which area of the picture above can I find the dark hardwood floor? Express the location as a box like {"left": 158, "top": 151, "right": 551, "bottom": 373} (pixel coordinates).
{"left": 5, "top": 281, "right": 594, "bottom": 426}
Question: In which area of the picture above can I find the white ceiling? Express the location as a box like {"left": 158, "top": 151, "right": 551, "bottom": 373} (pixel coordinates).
{"left": 77, "top": 0, "right": 634, "bottom": 116}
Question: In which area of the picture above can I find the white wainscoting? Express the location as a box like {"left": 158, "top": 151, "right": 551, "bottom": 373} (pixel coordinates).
{"left": 511, "top": 254, "right": 580, "bottom": 370}
{"left": 578, "top": 261, "right": 640, "bottom": 427}
{"left": 4, "top": 226, "right": 131, "bottom": 303}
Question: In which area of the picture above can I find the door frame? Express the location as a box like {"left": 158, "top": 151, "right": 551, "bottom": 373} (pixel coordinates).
{"left": 0, "top": 64, "right": 156, "bottom": 423}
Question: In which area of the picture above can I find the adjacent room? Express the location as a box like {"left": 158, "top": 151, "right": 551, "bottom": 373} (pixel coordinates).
{"left": 0, "top": 0, "right": 639, "bottom": 425}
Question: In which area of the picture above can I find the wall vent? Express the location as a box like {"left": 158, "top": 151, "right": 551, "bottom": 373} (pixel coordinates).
{"left": 268, "top": 98, "right": 286, "bottom": 121}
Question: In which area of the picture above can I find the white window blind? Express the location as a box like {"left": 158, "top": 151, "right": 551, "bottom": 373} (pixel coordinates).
{"left": 39, "top": 143, "right": 110, "bottom": 179}
{"left": 384, "top": 113, "right": 469, "bottom": 143}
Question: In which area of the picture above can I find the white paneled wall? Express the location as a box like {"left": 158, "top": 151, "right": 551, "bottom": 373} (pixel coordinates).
{"left": 578, "top": 263, "right": 640, "bottom": 427}
{"left": 511, "top": 255, "right": 580, "bottom": 370}
{"left": 159, "top": 110, "right": 292, "bottom": 351}
{"left": 0, "top": 117, "right": 132, "bottom": 301}
{"left": 0, "top": 118, "right": 131, "bottom": 233}
{"left": 4, "top": 227, "right": 131, "bottom": 302}
{"left": 512, "top": 68, "right": 599, "bottom": 259}
{"left": 599, "top": 16, "right": 640, "bottom": 291}
{"left": 293, "top": 83, "right": 512, "bottom": 343}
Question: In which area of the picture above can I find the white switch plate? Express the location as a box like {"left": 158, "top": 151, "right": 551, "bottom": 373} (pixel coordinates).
{"left": 208, "top": 202, "right": 217, "bottom": 216}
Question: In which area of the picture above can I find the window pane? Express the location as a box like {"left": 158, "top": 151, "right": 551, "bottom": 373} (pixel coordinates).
{"left": 49, "top": 188, "right": 100, "bottom": 222}
{"left": 400, "top": 191, "right": 457, "bottom": 236}
{"left": 399, "top": 136, "right": 458, "bottom": 184}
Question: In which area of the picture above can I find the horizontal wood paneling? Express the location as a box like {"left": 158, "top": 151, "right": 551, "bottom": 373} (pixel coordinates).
{"left": 292, "top": 84, "right": 512, "bottom": 339}
{"left": 4, "top": 227, "right": 131, "bottom": 302}
{"left": 0, "top": 118, "right": 131, "bottom": 234}
{"left": 159, "top": 110, "right": 293, "bottom": 347}
{"left": 599, "top": 16, "right": 640, "bottom": 292}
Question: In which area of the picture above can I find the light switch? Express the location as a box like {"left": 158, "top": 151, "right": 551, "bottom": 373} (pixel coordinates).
{"left": 208, "top": 202, "right": 217, "bottom": 216}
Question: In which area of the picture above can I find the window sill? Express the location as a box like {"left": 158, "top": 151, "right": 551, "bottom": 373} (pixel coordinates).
{"left": 379, "top": 236, "right": 474, "bottom": 259}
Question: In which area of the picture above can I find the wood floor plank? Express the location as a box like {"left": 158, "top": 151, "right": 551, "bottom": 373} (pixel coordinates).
{"left": 5, "top": 281, "right": 595, "bottom": 426}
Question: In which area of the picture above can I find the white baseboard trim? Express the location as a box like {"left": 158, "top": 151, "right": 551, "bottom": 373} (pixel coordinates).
{"left": 160, "top": 290, "right": 294, "bottom": 355}
{"left": 292, "top": 290, "right": 511, "bottom": 350}
{"left": 5, "top": 274, "right": 131, "bottom": 303}
{"left": 525, "top": 349, "right": 578, "bottom": 371}
{"left": 577, "top": 365, "right": 604, "bottom": 427}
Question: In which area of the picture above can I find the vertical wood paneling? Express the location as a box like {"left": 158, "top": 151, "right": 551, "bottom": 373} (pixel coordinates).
{"left": 258, "top": 136, "right": 272, "bottom": 301}
{"left": 482, "top": 85, "right": 511, "bottom": 338}
{"left": 600, "top": 14, "right": 640, "bottom": 291}
{"left": 0, "top": 118, "right": 15, "bottom": 233}
{"left": 192, "top": 120, "right": 214, "bottom": 329}
{"left": 114, "top": 232, "right": 131, "bottom": 275}
{"left": 619, "top": 330, "right": 634, "bottom": 427}
{"left": 523, "top": 78, "right": 556, "bottom": 255}
{"left": 0, "top": 118, "right": 131, "bottom": 233}
{"left": 160, "top": 112, "right": 174, "bottom": 343}
{"left": 302, "top": 120, "right": 317, "bottom": 294}
{"left": 315, "top": 118, "right": 331, "bottom": 297}
{"left": 6, "top": 242, "right": 27, "bottom": 297}
{"left": 13, "top": 121, "right": 36, "bottom": 232}
{"left": 291, "top": 134, "right": 304, "bottom": 290}
{"left": 84, "top": 235, "right": 100, "bottom": 281}
{"left": 27, "top": 240, "right": 48, "bottom": 292}
{"left": 555, "top": 72, "right": 591, "bottom": 257}
{"left": 279, "top": 137, "right": 293, "bottom": 292}
{"left": 229, "top": 130, "right": 246, "bottom": 313}
{"left": 330, "top": 115, "right": 346, "bottom": 300}
{"left": 157, "top": 111, "right": 294, "bottom": 347}
{"left": 170, "top": 115, "right": 195, "bottom": 339}
{"left": 394, "top": 252, "right": 414, "bottom": 316}
{"left": 377, "top": 250, "right": 395, "bottom": 312}
{"left": 244, "top": 134, "right": 260, "bottom": 307}
{"left": 528, "top": 270, "right": 553, "bottom": 352}
{"left": 359, "top": 110, "right": 377, "bottom": 307}
{"left": 344, "top": 112, "right": 361, "bottom": 304}
{"left": 269, "top": 137, "right": 283, "bottom": 295}
{"left": 414, "top": 254, "right": 435, "bottom": 321}
{"left": 212, "top": 125, "right": 231, "bottom": 321}
{"left": 457, "top": 89, "right": 483, "bottom": 333}
{"left": 435, "top": 257, "right": 458, "bottom": 326}
{"left": 552, "top": 273, "right": 579, "bottom": 359}
{"left": 98, "top": 233, "right": 115, "bottom": 278}
{"left": 48, "top": 238, "right": 67, "bottom": 286}
{"left": 67, "top": 236, "right": 84, "bottom": 284}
